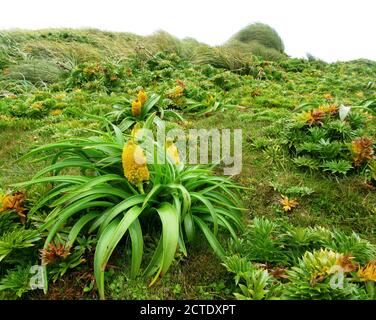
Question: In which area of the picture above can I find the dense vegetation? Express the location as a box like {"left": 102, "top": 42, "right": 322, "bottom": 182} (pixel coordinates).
{"left": 0, "top": 25, "right": 375, "bottom": 300}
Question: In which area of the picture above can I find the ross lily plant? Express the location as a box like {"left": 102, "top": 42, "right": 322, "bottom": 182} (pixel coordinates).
{"left": 13, "top": 113, "right": 244, "bottom": 299}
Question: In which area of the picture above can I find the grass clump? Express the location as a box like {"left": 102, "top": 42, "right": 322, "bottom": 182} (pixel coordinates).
{"left": 228, "top": 22, "right": 285, "bottom": 53}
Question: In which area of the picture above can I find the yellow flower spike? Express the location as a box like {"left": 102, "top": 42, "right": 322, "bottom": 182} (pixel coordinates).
{"left": 137, "top": 90, "right": 147, "bottom": 105}
{"left": 166, "top": 138, "right": 180, "bottom": 165}
{"left": 122, "top": 140, "right": 149, "bottom": 186}
{"left": 131, "top": 100, "right": 142, "bottom": 117}
{"left": 131, "top": 123, "right": 142, "bottom": 139}
{"left": 358, "top": 262, "right": 376, "bottom": 282}
{"left": 280, "top": 195, "right": 298, "bottom": 212}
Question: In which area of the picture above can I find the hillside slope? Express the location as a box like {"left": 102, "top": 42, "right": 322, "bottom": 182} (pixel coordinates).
{"left": 0, "top": 29, "right": 375, "bottom": 300}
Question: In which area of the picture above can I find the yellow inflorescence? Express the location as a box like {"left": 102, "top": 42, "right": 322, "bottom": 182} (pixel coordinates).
{"left": 131, "top": 122, "right": 142, "bottom": 139}
{"left": 131, "top": 90, "right": 148, "bottom": 117}
{"left": 358, "top": 261, "right": 376, "bottom": 282}
{"left": 131, "top": 100, "right": 142, "bottom": 117}
{"left": 166, "top": 139, "right": 180, "bottom": 165}
{"left": 122, "top": 140, "right": 149, "bottom": 185}
{"left": 138, "top": 90, "right": 148, "bottom": 104}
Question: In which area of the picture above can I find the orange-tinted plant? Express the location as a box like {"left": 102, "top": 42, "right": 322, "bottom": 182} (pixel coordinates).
{"left": 40, "top": 243, "right": 71, "bottom": 265}
{"left": 351, "top": 137, "right": 374, "bottom": 167}
{"left": 301, "top": 109, "right": 325, "bottom": 126}
{"left": 357, "top": 261, "right": 376, "bottom": 282}
{"left": 167, "top": 86, "right": 184, "bottom": 99}
{"left": 175, "top": 79, "right": 186, "bottom": 88}
{"left": 336, "top": 254, "right": 357, "bottom": 272}
{"left": 318, "top": 104, "right": 338, "bottom": 115}
{"left": 0, "top": 192, "right": 26, "bottom": 223}
{"left": 280, "top": 195, "right": 298, "bottom": 212}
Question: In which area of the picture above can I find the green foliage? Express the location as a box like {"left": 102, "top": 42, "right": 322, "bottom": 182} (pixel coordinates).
{"left": 282, "top": 249, "right": 366, "bottom": 300}
{"left": 0, "top": 265, "right": 33, "bottom": 298}
{"left": 192, "top": 45, "right": 281, "bottom": 77}
{"left": 321, "top": 159, "right": 353, "bottom": 175}
{"left": 366, "top": 160, "right": 376, "bottom": 185}
{"left": 326, "top": 230, "right": 376, "bottom": 265}
{"left": 65, "top": 62, "right": 126, "bottom": 92}
{"left": 282, "top": 105, "right": 375, "bottom": 176}
{"left": 292, "top": 156, "right": 320, "bottom": 171}
{"left": 0, "top": 212, "right": 20, "bottom": 233}
{"left": 235, "top": 269, "right": 276, "bottom": 300}
{"left": 269, "top": 181, "right": 315, "bottom": 197}
{"left": 225, "top": 218, "right": 376, "bottom": 300}
{"left": 108, "top": 92, "right": 184, "bottom": 128}
{"left": 279, "top": 58, "right": 315, "bottom": 72}
{"left": 0, "top": 229, "right": 40, "bottom": 262}
{"left": 47, "top": 237, "right": 96, "bottom": 282}
{"left": 228, "top": 23, "right": 285, "bottom": 53}
{"left": 242, "top": 217, "right": 287, "bottom": 264}
{"left": 223, "top": 255, "right": 281, "bottom": 300}
{"left": 228, "top": 40, "right": 284, "bottom": 61}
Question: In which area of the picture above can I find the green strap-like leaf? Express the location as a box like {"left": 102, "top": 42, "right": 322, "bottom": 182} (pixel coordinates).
{"left": 143, "top": 237, "right": 163, "bottom": 278}
{"left": 94, "top": 206, "right": 143, "bottom": 299}
{"left": 42, "top": 198, "right": 112, "bottom": 244}
{"left": 172, "top": 194, "right": 187, "bottom": 256}
{"left": 51, "top": 185, "right": 129, "bottom": 207}
{"left": 97, "top": 194, "right": 146, "bottom": 234}
{"left": 141, "top": 184, "right": 162, "bottom": 209}
{"left": 183, "top": 212, "right": 195, "bottom": 242}
{"left": 166, "top": 184, "right": 191, "bottom": 217}
{"left": 193, "top": 216, "right": 225, "bottom": 259}
{"left": 66, "top": 212, "right": 100, "bottom": 248}
{"left": 129, "top": 219, "right": 143, "bottom": 279}
{"left": 149, "top": 203, "right": 179, "bottom": 286}
{"left": 11, "top": 175, "right": 88, "bottom": 188}
{"left": 94, "top": 219, "right": 118, "bottom": 300}
{"left": 141, "top": 94, "right": 161, "bottom": 117}
{"left": 191, "top": 192, "right": 218, "bottom": 235}
{"left": 32, "top": 158, "right": 96, "bottom": 180}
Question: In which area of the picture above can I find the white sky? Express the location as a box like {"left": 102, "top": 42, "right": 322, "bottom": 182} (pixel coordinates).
{"left": 1, "top": 0, "right": 375, "bottom": 62}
